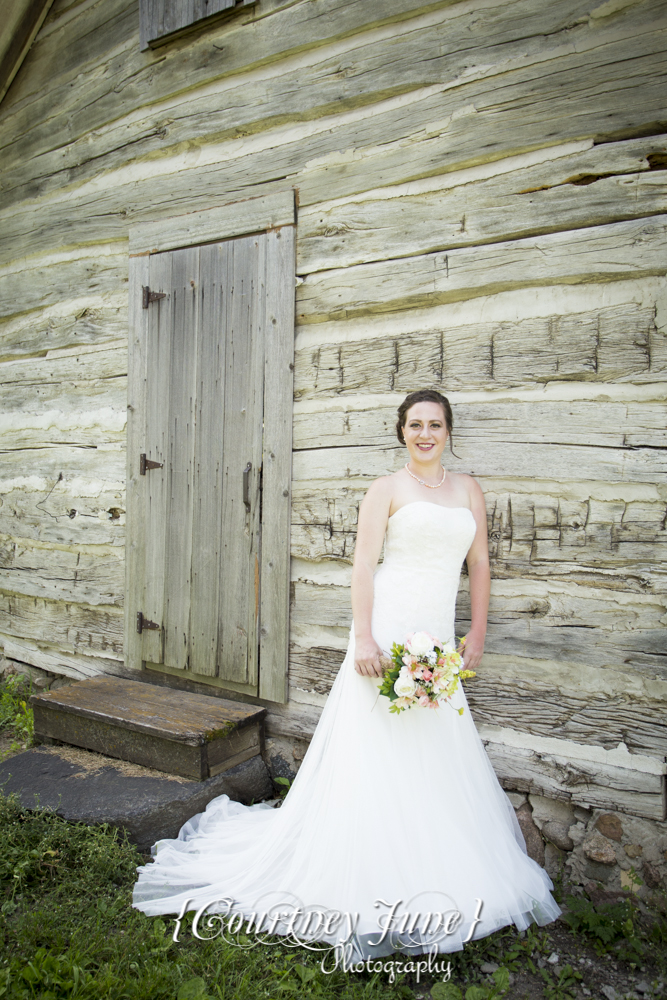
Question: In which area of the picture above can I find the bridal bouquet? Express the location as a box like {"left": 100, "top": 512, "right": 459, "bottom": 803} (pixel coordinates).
{"left": 378, "top": 631, "right": 475, "bottom": 715}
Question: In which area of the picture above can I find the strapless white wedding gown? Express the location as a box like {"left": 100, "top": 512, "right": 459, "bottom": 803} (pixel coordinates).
{"left": 133, "top": 502, "right": 560, "bottom": 957}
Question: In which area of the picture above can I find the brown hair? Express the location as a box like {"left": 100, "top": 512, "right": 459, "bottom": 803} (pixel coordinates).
{"left": 396, "top": 389, "right": 458, "bottom": 457}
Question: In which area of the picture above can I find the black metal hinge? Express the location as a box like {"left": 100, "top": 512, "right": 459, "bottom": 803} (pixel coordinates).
{"left": 140, "top": 453, "right": 163, "bottom": 475}
{"left": 142, "top": 286, "right": 166, "bottom": 309}
{"left": 137, "top": 612, "right": 161, "bottom": 634}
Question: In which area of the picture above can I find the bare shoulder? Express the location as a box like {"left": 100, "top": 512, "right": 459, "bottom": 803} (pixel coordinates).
{"left": 458, "top": 473, "right": 485, "bottom": 499}
{"left": 361, "top": 474, "right": 395, "bottom": 507}
{"left": 448, "top": 471, "right": 485, "bottom": 508}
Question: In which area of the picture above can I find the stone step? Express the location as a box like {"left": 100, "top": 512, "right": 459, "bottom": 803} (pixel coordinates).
{"left": 30, "top": 676, "right": 266, "bottom": 781}
{"left": 0, "top": 746, "right": 275, "bottom": 854}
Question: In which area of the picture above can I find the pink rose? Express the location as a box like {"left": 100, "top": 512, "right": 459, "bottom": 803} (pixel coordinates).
{"left": 423, "top": 669, "right": 433, "bottom": 681}
{"left": 418, "top": 695, "right": 430, "bottom": 707}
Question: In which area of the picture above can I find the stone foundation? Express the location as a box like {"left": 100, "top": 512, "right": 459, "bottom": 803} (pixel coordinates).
{"left": 507, "top": 791, "right": 667, "bottom": 903}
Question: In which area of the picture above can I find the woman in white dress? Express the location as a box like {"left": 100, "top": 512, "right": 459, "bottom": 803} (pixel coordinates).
{"left": 133, "top": 389, "right": 560, "bottom": 959}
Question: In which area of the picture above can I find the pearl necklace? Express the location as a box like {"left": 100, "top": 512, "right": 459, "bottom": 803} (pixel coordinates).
{"left": 404, "top": 462, "right": 446, "bottom": 488}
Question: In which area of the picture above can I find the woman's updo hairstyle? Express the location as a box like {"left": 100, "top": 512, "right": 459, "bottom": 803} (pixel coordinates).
{"left": 396, "top": 388, "right": 458, "bottom": 456}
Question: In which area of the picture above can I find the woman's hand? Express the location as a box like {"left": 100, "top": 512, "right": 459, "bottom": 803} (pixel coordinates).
{"left": 354, "top": 636, "right": 385, "bottom": 677}
{"left": 458, "top": 630, "right": 485, "bottom": 672}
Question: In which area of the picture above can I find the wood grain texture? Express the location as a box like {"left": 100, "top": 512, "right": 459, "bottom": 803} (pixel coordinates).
{"left": 297, "top": 138, "right": 667, "bottom": 273}
{"left": 0, "top": 297, "right": 126, "bottom": 362}
{"left": 2, "top": 4, "right": 666, "bottom": 263}
{"left": 0, "top": 451, "right": 125, "bottom": 573}
{"left": 0, "top": 251, "right": 127, "bottom": 321}
{"left": 217, "top": 234, "right": 263, "bottom": 687}
{"left": 140, "top": 0, "right": 237, "bottom": 51}
{"left": 124, "top": 253, "right": 150, "bottom": 672}
{"left": 294, "top": 303, "right": 665, "bottom": 396}
{"left": 0, "top": 590, "right": 123, "bottom": 658}
{"left": 296, "top": 217, "right": 667, "bottom": 323}
{"left": 0, "top": 535, "right": 124, "bottom": 606}
{"left": 129, "top": 191, "right": 295, "bottom": 254}
{"left": 481, "top": 738, "right": 665, "bottom": 821}
{"left": 2, "top": 0, "right": 664, "bottom": 201}
{"left": 0, "top": 0, "right": 636, "bottom": 192}
{"left": 259, "top": 226, "right": 295, "bottom": 702}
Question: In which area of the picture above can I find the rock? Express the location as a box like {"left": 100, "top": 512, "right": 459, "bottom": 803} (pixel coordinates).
{"left": 0, "top": 747, "right": 274, "bottom": 854}
{"left": 568, "top": 821, "right": 587, "bottom": 846}
{"left": 515, "top": 802, "right": 545, "bottom": 866}
{"left": 643, "top": 862, "right": 663, "bottom": 889}
{"left": 480, "top": 962, "right": 499, "bottom": 974}
{"left": 574, "top": 805, "right": 592, "bottom": 823}
{"left": 542, "top": 820, "right": 574, "bottom": 851}
{"left": 595, "top": 813, "right": 623, "bottom": 842}
{"left": 601, "top": 986, "right": 618, "bottom": 1000}
{"left": 505, "top": 791, "right": 527, "bottom": 808}
{"left": 583, "top": 858, "right": 614, "bottom": 883}
{"left": 585, "top": 882, "right": 625, "bottom": 904}
{"left": 547, "top": 952, "right": 559, "bottom": 964}
{"left": 583, "top": 832, "right": 617, "bottom": 865}
{"left": 528, "top": 794, "right": 575, "bottom": 831}
{"left": 625, "top": 844, "right": 643, "bottom": 858}
{"left": 635, "top": 982, "right": 650, "bottom": 994}
{"left": 544, "top": 842, "right": 566, "bottom": 877}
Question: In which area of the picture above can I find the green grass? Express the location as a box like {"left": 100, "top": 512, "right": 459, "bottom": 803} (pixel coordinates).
{"left": 1, "top": 761, "right": 666, "bottom": 999}
{"left": 0, "top": 674, "right": 35, "bottom": 759}
{"left": 0, "top": 791, "right": 424, "bottom": 1000}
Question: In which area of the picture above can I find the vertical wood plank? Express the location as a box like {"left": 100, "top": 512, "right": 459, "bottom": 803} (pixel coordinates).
{"left": 125, "top": 254, "right": 150, "bottom": 671}
{"left": 141, "top": 0, "right": 237, "bottom": 49}
{"left": 162, "top": 246, "right": 200, "bottom": 671}
{"left": 246, "top": 233, "right": 266, "bottom": 688}
{"left": 218, "top": 235, "right": 263, "bottom": 688}
{"left": 190, "top": 242, "right": 228, "bottom": 676}
{"left": 141, "top": 250, "right": 173, "bottom": 666}
{"left": 259, "top": 225, "right": 295, "bottom": 703}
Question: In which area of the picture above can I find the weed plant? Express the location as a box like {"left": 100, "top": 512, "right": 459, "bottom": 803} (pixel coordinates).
{"left": 0, "top": 674, "right": 34, "bottom": 758}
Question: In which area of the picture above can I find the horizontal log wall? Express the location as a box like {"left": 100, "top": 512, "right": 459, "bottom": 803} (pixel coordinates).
{"left": 0, "top": 0, "right": 665, "bottom": 807}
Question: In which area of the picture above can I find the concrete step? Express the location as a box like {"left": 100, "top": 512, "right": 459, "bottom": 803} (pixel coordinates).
{"left": 0, "top": 746, "right": 275, "bottom": 853}
{"left": 30, "top": 676, "right": 266, "bottom": 781}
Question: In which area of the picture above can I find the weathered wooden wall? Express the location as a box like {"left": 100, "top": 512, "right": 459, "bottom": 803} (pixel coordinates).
{"left": 0, "top": 0, "right": 665, "bottom": 813}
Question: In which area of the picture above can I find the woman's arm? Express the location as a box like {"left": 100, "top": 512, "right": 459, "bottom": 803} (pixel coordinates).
{"left": 461, "top": 477, "right": 491, "bottom": 672}
{"left": 350, "top": 479, "right": 392, "bottom": 677}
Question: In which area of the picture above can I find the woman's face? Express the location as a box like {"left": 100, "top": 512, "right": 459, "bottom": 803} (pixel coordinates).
{"left": 402, "top": 402, "right": 448, "bottom": 464}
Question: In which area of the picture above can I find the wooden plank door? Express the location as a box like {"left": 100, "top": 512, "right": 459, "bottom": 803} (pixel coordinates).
{"left": 126, "top": 229, "right": 293, "bottom": 699}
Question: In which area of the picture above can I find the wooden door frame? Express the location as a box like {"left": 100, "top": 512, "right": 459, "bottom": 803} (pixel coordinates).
{"left": 125, "top": 191, "right": 296, "bottom": 703}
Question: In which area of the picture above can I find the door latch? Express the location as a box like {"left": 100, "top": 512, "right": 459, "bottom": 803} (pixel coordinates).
{"left": 243, "top": 462, "right": 252, "bottom": 510}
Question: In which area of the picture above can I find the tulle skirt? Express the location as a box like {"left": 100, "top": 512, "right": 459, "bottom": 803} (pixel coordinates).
{"left": 132, "top": 630, "right": 561, "bottom": 959}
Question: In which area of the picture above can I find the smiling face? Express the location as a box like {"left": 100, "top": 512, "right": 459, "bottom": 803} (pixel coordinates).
{"left": 402, "top": 401, "right": 449, "bottom": 465}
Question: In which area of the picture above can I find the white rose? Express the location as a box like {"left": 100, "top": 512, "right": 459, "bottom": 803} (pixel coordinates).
{"left": 394, "top": 670, "right": 417, "bottom": 698}
{"left": 406, "top": 631, "right": 435, "bottom": 657}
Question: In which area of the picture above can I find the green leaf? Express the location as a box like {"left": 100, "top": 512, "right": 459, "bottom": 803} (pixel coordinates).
{"left": 294, "top": 964, "right": 316, "bottom": 984}
{"left": 465, "top": 987, "right": 490, "bottom": 1000}
{"left": 492, "top": 967, "right": 510, "bottom": 993}
{"left": 431, "top": 983, "right": 463, "bottom": 1000}
{"left": 177, "top": 977, "right": 208, "bottom": 999}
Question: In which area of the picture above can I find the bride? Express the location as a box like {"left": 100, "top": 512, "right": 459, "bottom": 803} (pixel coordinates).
{"left": 133, "top": 388, "right": 560, "bottom": 958}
